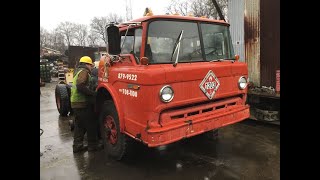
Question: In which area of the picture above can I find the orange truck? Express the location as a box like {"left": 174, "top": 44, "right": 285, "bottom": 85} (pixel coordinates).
{"left": 95, "top": 9, "right": 250, "bottom": 160}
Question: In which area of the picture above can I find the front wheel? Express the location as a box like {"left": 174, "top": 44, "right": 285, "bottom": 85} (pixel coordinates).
{"left": 99, "top": 100, "right": 132, "bottom": 160}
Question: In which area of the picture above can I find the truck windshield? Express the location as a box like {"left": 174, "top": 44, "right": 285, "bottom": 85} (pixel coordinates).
{"left": 146, "top": 20, "right": 202, "bottom": 64}
{"left": 200, "top": 23, "right": 234, "bottom": 61}
{"left": 146, "top": 20, "right": 235, "bottom": 64}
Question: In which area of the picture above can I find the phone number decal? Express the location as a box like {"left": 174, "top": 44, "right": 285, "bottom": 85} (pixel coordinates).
{"left": 118, "top": 73, "right": 137, "bottom": 81}
{"left": 119, "top": 89, "right": 138, "bottom": 97}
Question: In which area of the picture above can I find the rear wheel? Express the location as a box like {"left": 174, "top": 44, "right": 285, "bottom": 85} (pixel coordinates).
{"left": 99, "top": 100, "right": 132, "bottom": 160}
{"left": 55, "top": 84, "right": 70, "bottom": 116}
{"left": 66, "top": 84, "right": 73, "bottom": 115}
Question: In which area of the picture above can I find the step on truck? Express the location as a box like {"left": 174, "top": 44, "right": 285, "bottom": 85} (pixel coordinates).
{"left": 96, "top": 3, "right": 250, "bottom": 160}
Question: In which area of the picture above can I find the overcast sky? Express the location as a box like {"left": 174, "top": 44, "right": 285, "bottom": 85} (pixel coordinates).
{"left": 40, "top": 0, "right": 172, "bottom": 31}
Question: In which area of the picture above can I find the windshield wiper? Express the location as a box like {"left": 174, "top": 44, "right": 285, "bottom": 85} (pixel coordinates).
{"left": 170, "top": 30, "right": 184, "bottom": 67}
{"left": 210, "top": 58, "right": 235, "bottom": 63}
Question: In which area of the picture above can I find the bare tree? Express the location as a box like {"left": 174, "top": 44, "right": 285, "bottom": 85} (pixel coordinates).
{"left": 190, "top": 0, "right": 213, "bottom": 18}
{"left": 40, "top": 27, "right": 49, "bottom": 48}
{"left": 87, "top": 31, "right": 100, "bottom": 47}
{"left": 74, "top": 24, "right": 88, "bottom": 46}
{"left": 90, "top": 17, "right": 108, "bottom": 46}
{"left": 57, "top": 21, "right": 76, "bottom": 46}
{"left": 41, "top": 29, "right": 65, "bottom": 52}
{"left": 90, "top": 14, "right": 124, "bottom": 46}
{"left": 166, "top": 0, "right": 191, "bottom": 16}
{"left": 107, "top": 13, "right": 124, "bottom": 24}
{"left": 50, "top": 30, "right": 66, "bottom": 53}
{"left": 40, "top": 27, "right": 66, "bottom": 57}
{"left": 166, "top": 0, "right": 228, "bottom": 19}
{"left": 45, "top": 32, "right": 54, "bottom": 48}
{"left": 205, "top": 0, "right": 228, "bottom": 20}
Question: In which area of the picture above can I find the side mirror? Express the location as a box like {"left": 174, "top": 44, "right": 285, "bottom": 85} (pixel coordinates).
{"left": 107, "top": 24, "right": 121, "bottom": 55}
{"left": 140, "top": 57, "right": 149, "bottom": 65}
{"left": 235, "top": 54, "right": 240, "bottom": 61}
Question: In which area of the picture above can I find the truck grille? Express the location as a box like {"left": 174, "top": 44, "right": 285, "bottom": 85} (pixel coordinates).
{"left": 160, "top": 96, "right": 242, "bottom": 125}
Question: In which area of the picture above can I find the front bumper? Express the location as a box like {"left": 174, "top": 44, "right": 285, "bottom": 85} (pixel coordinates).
{"left": 146, "top": 103, "right": 250, "bottom": 147}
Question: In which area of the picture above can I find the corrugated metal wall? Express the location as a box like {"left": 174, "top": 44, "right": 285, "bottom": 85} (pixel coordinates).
{"left": 260, "top": 0, "right": 280, "bottom": 87}
{"left": 228, "top": 0, "right": 245, "bottom": 62}
{"left": 244, "top": 0, "right": 261, "bottom": 86}
{"left": 229, "top": 0, "right": 279, "bottom": 88}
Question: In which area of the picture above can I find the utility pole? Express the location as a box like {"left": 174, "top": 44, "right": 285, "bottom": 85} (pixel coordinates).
{"left": 125, "top": 0, "right": 132, "bottom": 21}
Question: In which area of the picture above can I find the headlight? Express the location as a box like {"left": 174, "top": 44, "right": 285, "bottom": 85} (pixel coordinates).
{"left": 159, "top": 85, "right": 174, "bottom": 102}
{"left": 238, "top": 76, "right": 247, "bottom": 90}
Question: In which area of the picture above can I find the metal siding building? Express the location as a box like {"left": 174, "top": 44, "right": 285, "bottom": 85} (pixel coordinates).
{"left": 228, "top": 0, "right": 245, "bottom": 62}
{"left": 260, "top": 0, "right": 280, "bottom": 87}
{"left": 228, "top": 0, "right": 279, "bottom": 88}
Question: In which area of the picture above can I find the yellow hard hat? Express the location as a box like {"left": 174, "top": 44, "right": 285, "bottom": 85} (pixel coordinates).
{"left": 79, "top": 56, "right": 93, "bottom": 65}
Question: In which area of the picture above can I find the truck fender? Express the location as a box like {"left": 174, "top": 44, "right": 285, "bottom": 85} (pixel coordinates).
{"left": 97, "top": 84, "right": 125, "bottom": 132}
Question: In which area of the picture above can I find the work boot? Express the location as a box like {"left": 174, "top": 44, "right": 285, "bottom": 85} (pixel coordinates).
{"left": 88, "top": 143, "right": 104, "bottom": 152}
{"left": 73, "top": 144, "right": 87, "bottom": 153}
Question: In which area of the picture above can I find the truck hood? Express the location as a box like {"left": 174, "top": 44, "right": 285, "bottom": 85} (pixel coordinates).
{"left": 161, "top": 61, "right": 248, "bottom": 102}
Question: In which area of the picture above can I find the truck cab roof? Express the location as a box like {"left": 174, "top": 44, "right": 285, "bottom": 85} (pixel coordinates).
{"left": 118, "top": 15, "right": 229, "bottom": 28}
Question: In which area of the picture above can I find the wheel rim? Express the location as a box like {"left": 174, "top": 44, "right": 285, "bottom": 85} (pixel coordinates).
{"left": 104, "top": 115, "right": 117, "bottom": 145}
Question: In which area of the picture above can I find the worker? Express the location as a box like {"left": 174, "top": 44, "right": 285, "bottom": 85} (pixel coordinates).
{"left": 70, "top": 56, "right": 103, "bottom": 153}
{"left": 88, "top": 67, "right": 102, "bottom": 141}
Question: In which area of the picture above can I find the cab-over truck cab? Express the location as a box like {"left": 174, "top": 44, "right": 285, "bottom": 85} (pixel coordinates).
{"left": 96, "top": 15, "right": 250, "bottom": 160}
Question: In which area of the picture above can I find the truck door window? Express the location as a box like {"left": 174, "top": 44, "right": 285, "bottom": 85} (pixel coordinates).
{"left": 147, "top": 20, "right": 202, "bottom": 64}
{"left": 120, "top": 28, "right": 142, "bottom": 63}
{"left": 120, "top": 35, "right": 134, "bottom": 54}
{"left": 134, "top": 28, "right": 142, "bottom": 61}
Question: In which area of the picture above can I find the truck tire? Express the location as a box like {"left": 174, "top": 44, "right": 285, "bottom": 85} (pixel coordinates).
{"left": 55, "top": 84, "right": 70, "bottom": 116}
{"left": 99, "top": 100, "right": 132, "bottom": 160}
{"left": 66, "top": 84, "right": 73, "bottom": 115}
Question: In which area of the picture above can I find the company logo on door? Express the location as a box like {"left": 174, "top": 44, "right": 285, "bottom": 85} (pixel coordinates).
{"left": 199, "top": 70, "right": 220, "bottom": 100}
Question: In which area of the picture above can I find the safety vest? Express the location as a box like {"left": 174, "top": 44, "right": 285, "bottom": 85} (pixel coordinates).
{"left": 70, "top": 69, "right": 92, "bottom": 103}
